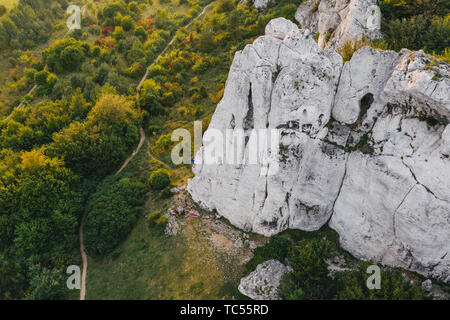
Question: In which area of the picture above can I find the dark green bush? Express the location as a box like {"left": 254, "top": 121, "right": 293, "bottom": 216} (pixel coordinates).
{"left": 379, "top": 0, "right": 450, "bottom": 55}
{"left": 149, "top": 169, "right": 170, "bottom": 190}
{"left": 278, "top": 238, "right": 335, "bottom": 300}
{"left": 26, "top": 265, "right": 65, "bottom": 300}
{"left": 335, "top": 262, "right": 428, "bottom": 300}
{"left": 160, "top": 186, "right": 173, "bottom": 198}
{"left": 83, "top": 176, "right": 146, "bottom": 256}
{"left": 246, "top": 236, "right": 291, "bottom": 273}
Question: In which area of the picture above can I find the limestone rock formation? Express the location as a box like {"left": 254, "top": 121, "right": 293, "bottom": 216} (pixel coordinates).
{"left": 254, "top": 0, "right": 275, "bottom": 11}
{"left": 188, "top": 16, "right": 450, "bottom": 282}
{"left": 189, "top": 17, "right": 344, "bottom": 236}
{"left": 295, "top": 0, "right": 383, "bottom": 49}
{"left": 330, "top": 48, "right": 450, "bottom": 283}
{"left": 239, "top": 0, "right": 275, "bottom": 11}
{"left": 238, "top": 259, "right": 292, "bottom": 299}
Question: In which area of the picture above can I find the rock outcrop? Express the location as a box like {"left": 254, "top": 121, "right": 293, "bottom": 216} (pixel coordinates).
{"left": 188, "top": 16, "right": 450, "bottom": 283}
{"left": 254, "top": 0, "right": 275, "bottom": 11}
{"left": 240, "top": 0, "right": 275, "bottom": 11}
{"left": 295, "top": 0, "right": 383, "bottom": 49}
{"left": 238, "top": 259, "right": 292, "bottom": 299}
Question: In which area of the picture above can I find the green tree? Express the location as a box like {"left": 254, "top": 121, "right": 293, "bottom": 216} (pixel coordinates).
{"left": 43, "top": 38, "right": 89, "bottom": 73}
{"left": 49, "top": 94, "right": 140, "bottom": 177}
{"left": 0, "top": 5, "right": 6, "bottom": 17}
{"left": 139, "top": 79, "right": 165, "bottom": 115}
{"left": 26, "top": 265, "right": 65, "bottom": 300}
{"left": 149, "top": 169, "right": 170, "bottom": 190}
{"left": 279, "top": 238, "right": 335, "bottom": 300}
{"left": 335, "top": 262, "right": 428, "bottom": 300}
{"left": 121, "top": 15, "right": 135, "bottom": 32}
{"left": 112, "top": 26, "right": 125, "bottom": 41}
{"left": 83, "top": 177, "right": 146, "bottom": 256}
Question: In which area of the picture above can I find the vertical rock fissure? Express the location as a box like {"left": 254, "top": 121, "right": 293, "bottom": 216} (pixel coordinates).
{"left": 331, "top": 63, "right": 345, "bottom": 111}
{"left": 266, "top": 44, "right": 283, "bottom": 127}
{"left": 330, "top": 153, "right": 350, "bottom": 218}
{"left": 244, "top": 83, "right": 254, "bottom": 131}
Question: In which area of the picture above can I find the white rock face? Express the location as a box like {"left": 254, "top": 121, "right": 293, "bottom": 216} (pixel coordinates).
{"left": 189, "top": 17, "right": 344, "bottom": 235}
{"left": 295, "top": 0, "right": 383, "bottom": 49}
{"left": 254, "top": 0, "right": 275, "bottom": 11}
{"left": 238, "top": 259, "right": 292, "bottom": 300}
{"left": 188, "top": 17, "right": 450, "bottom": 282}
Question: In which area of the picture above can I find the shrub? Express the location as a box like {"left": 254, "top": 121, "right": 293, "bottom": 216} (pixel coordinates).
{"left": 48, "top": 94, "right": 140, "bottom": 177}
{"left": 147, "top": 210, "right": 162, "bottom": 226}
{"left": 278, "top": 238, "right": 335, "bottom": 300}
{"left": 26, "top": 265, "right": 65, "bottom": 300}
{"left": 147, "top": 210, "right": 168, "bottom": 228}
{"left": 335, "top": 262, "right": 428, "bottom": 300}
{"left": 128, "top": 2, "right": 139, "bottom": 13}
{"left": 135, "top": 26, "right": 147, "bottom": 41}
{"left": 42, "top": 38, "right": 89, "bottom": 73}
{"left": 121, "top": 16, "right": 135, "bottom": 32}
{"left": 379, "top": 0, "right": 450, "bottom": 55}
{"left": 139, "top": 79, "right": 165, "bottom": 115}
{"left": 155, "top": 215, "right": 168, "bottom": 226}
{"left": 83, "top": 177, "right": 146, "bottom": 256}
{"left": 160, "top": 186, "right": 173, "bottom": 199}
{"left": 34, "top": 70, "right": 57, "bottom": 96}
{"left": 337, "top": 35, "right": 371, "bottom": 63}
{"left": 149, "top": 169, "right": 170, "bottom": 190}
{"left": 34, "top": 70, "right": 50, "bottom": 86}
{"left": 246, "top": 236, "right": 291, "bottom": 273}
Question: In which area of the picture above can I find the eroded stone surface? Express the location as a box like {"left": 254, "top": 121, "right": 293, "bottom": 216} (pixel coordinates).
{"left": 238, "top": 259, "right": 292, "bottom": 300}
{"left": 295, "top": 0, "right": 383, "bottom": 49}
{"left": 188, "top": 17, "right": 450, "bottom": 282}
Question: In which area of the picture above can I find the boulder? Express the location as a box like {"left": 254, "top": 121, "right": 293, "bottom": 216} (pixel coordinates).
{"left": 238, "top": 260, "right": 292, "bottom": 300}
{"left": 254, "top": 0, "right": 275, "bottom": 11}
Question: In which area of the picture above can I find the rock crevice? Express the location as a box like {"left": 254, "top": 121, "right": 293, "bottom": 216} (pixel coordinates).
{"left": 188, "top": 17, "right": 450, "bottom": 282}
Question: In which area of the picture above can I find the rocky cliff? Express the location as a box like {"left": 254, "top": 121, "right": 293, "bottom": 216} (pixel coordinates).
{"left": 295, "top": 0, "right": 383, "bottom": 49}
{"left": 188, "top": 12, "right": 450, "bottom": 282}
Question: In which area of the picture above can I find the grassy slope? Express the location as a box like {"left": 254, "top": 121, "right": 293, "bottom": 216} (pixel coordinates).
{"left": 84, "top": 140, "right": 251, "bottom": 299}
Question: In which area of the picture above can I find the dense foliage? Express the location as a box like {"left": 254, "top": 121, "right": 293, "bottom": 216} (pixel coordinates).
{"left": 149, "top": 168, "right": 170, "bottom": 190}
{"left": 48, "top": 93, "right": 141, "bottom": 177}
{"left": 277, "top": 236, "right": 428, "bottom": 300}
{"left": 245, "top": 236, "right": 291, "bottom": 273}
{"left": 278, "top": 238, "right": 335, "bottom": 300}
{"left": 83, "top": 176, "right": 146, "bottom": 256}
{"left": 335, "top": 262, "right": 428, "bottom": 300}
{"left": 0, "top": 0, "right": 69, "bottom": 50}
{"left": 380, "top": 0, "right": 450, "bottom": 55}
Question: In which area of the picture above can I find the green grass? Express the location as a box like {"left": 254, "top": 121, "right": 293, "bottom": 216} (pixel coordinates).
{"left": 84, "top": 137, "right": 244, "bottom": 300}
{"left": 86, "top": 203, "right": 232, "bottom": 299}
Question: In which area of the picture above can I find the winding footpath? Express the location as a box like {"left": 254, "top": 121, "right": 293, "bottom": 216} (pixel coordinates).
{"left": 78, "top": 3, "right": 213, "bottom": 300}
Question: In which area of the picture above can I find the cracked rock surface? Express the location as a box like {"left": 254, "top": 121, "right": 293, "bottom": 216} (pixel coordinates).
{"left": 295, "top": 0, "right": 383, "bottom": 50}
{"left": 188, "top": 17, "right": 450, "bottom": 282}
{"left": 238, "top": 259, "right": 292, "bottom": 299}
